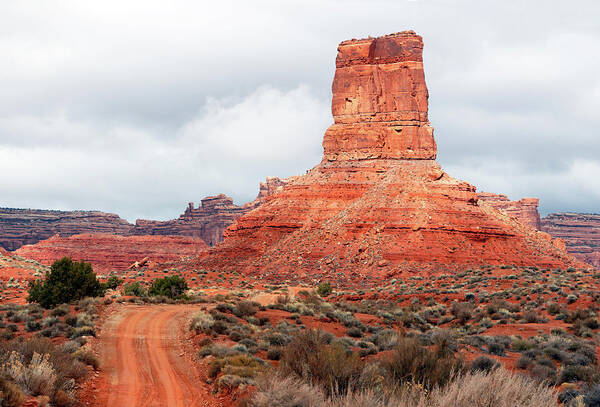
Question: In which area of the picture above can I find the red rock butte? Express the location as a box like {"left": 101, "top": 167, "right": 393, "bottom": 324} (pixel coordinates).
{"left": 176, "top": 32, "right": 586, "bottom": 285}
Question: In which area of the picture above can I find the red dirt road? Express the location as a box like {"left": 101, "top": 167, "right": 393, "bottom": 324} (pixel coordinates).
{"left": 86, "top": 305, "right": 221, "bottom": 407}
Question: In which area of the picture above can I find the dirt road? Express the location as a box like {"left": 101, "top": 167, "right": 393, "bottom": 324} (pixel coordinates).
{"left": 87, "top": 305, "right": 221, "bottom": 407}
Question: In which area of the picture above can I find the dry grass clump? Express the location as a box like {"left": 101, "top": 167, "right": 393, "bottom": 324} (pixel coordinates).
{"left": 423, "top": 368, "right": 557, "bottom": 407}
{"left": 246, "top": 368, "right": 557, "bottom": 407}
{"left": 0, "top": 351, "right": 56, "bottom": 397}
{"left": 0, "top": 375, "right": 26, "bottom": 407}
{"left": 0, "top": 337, "right": 88, "bottom": 406}
{"left": 246, "top": 374, "right": 325, "bottom": 407}
{"left": 279, "top": 329, "right": 363, "bottom": 397}
{"left": 190, "top": 311, "right": 214, "bottom": 334}
{"left": 380, "top": 336, "right": 465, "bottom": 389}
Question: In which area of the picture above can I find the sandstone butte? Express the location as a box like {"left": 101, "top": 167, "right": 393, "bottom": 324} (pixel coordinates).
{"left": 14, "top": 234, "right": 208, "bottom": 274}
{"left": 191, "top": 31, "right": 586, "bottom": 286}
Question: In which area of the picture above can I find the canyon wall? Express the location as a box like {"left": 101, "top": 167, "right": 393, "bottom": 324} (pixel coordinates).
{"left": 0, "top": 208, "right": 132, "bottom": 251}
{"left": 192, "top": 31, "right": 583, "bottom": 287}
{"left": 541, "top": 213, "right": 600, "bottom": 268}
{"left": 15, "top": 234, "right": 208, "bottom": 273}
{"left": 0, "top": 176, "right": 293, "bottom": 251}
{"left": 130, "top": 176, "right": 294, "bottom": 245}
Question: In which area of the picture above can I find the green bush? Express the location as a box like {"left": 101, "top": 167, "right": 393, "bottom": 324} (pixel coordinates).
{"left": 148, "top": 276, "right": 188, "bottom": 299}
{"left": 317, "top": 282, "right": 332, "bottom": 297}
{"left": 27, "top": 257, "right": 103, "bottom": 308}
{"left": 101, "top": 276, "right": 123, "bottom": 290}
{"left": 122, "top": 282, "right": 147, "bottom": 297}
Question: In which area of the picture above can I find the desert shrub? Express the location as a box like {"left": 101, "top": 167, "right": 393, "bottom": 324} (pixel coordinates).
{"left": 546, "top": 302, "right": 561, "bottom": 316}
{"left": 369, "top": 329, "right": 400, "bottom": 351}
{"left": 190, "top": 312, "right": 214, "bottom": 334}
{"left": 346, "top": 327, "right": 363, "bottom": 338}
{"left": 148, "top": 276, "right": 188, "bottom": 299}
{"left": 121, "top": 282, "right": 147, "bottom": 297}
{"left": 279, "top": 329, "right": 363, "bottom": 396}
{"left": 512, "top": 338, "right": 535, "bottom": 352}
{"left": 247, "top": 374, "right": 325, "bottom": 407}
{"left": 559, "top": 365, "right": 592, "bottom": 384}
{"left": 26, "top": 320, "right": 42, "bottom": 332}
{"left": 470, "top": 356, "right": 499, "bottom": 372}
{"left": 27, "top": 258, "right": 103, "bottom": 308}
{"left": 516, "top": 355, "right": 533, "bottom": 370}
{"left": 0, "top": 376, "right": 26, "bottom": 407}
{"left": 450, "top": 302, "right": 474, "bottom": 324}
{"left": 73, "top": 348, "right": 99, "bottom": 369}
{"left": 582, "top": 384, "right": 600, "bottom": 407}
{"left": 530, "top": 364, "right": 557, "bottom": 384}
{"left": 101, "top": 276, "right": 123, "bottom": 291}
{"left": 266, "top": 347, "right": 282, "bottom": 361}
{"left": 380, "top": 336, "right": 465, "bottom": 390}
{"left": 234, "top": 301, "right": 258, "bottom": 317}
{"left": 317, "top": 282, "right": 332, "bottom": 297}
{"left": 487, "top": 342, "right": 505, "bottom": 356}
{"left": 0, "top": 352, "right": 56, "bottom": 397}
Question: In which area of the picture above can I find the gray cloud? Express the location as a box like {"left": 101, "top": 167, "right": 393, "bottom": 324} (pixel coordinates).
{"left": 1, "top": 0, "right": 599, "bottom": 221}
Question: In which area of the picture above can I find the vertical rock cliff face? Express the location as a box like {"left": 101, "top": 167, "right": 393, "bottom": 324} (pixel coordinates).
{"left": 477, "top": 193, "right": 542, "bottom": 230}
{"left": 130, "top": 177, "right": 294, "bottom": 246}
{"left": 194, "top": 32, "right": 582, "bottom": 285}
{"left": 131, "top": 194, "right": 247, "bottom": 246}
{"left": 15, "top": 234, "right": 208, "bottom": 273}
{"left": 541, "top": 213, "right": 600, "bottom": 268}
{"left": 0, "top": 209, "right": 133, "bottom": 251}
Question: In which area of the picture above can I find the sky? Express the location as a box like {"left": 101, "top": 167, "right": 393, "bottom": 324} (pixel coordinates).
{"left": 1, "top": 0, "right": 599, "bottom": 222}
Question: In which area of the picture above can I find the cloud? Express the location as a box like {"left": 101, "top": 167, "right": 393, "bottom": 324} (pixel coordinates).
{"left": 0, "top": 0, "right": 599, "bottom": 220}
{"left": 0, "top": 85, "right": 329, "bottom": 221}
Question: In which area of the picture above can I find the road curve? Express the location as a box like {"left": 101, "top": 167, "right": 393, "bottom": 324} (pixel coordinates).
{"left": 89, "top": 305, "right": 220, "bottom": 407}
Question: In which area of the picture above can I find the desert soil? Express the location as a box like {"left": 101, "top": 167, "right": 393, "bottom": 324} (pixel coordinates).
{"left": 85, "top": 304, "right": 222, "bottom": 407}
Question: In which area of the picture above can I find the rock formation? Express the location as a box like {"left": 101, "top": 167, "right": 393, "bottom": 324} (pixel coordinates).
{"left": 0, "top": 208, "right": 132, "bottom": 251}
{"left": 541, "top": 213, "right": 600, "bottom": 268}
{"left": 0, "top": 176, "right": 293, "bottom": 251}
{"left": 130, "top": 194, "right": 247, "bottom": 246}
{"left": 477, "top": 193, "right": 541, "bottom": 230}
{"left": 15, "top": 234, "right": 208, "bottom": 273}
{"left": 193, "top": 31, "right": 583, "bottom": 286}
{"left": 130, "top": 177, "right": 294, "bottom": 245}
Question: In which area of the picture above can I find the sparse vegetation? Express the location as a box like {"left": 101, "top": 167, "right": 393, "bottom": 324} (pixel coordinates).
{"left": 27, "top": 257, "right": 103, "bottom": 308}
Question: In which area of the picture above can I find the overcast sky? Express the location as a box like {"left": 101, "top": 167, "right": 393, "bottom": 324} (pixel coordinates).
{"left": 1, "top": 1, "right": 599, "bottom": 221}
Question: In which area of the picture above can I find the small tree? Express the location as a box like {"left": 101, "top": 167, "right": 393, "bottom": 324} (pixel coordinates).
{"left": 317, "top": 282, "right": 332, "bottom": 297}
{"left": 122, "top": 282, "right": 147, "bottom": 297}
{"left": 27, "top": 257, "right": 103, "bottom": 308}
{"left": 148, "top": 276, "right": 188, "bottom": 299}
{"left": 102, "top": 276, "right": 124, "bottom": 290}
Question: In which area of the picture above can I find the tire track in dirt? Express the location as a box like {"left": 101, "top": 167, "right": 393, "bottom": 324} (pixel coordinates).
{"left": 90, "top": 305, "right": 221, "bottom": 407}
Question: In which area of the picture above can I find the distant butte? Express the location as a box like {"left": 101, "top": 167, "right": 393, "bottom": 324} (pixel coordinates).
{"left": 190, "top": 31, "right": 585, "bottom": 285}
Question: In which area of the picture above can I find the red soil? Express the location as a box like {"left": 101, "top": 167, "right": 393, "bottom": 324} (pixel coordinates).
{"left": 82, "top": 305, "right": 224, "bottom": 407}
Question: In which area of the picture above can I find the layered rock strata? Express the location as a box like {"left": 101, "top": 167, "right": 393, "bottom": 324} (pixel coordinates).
{"left": 15, "top": 234, "right": 208, "bottom": 273}
{"left": 477, "top": 193, "right": 541, "bottom": 230}
{"left": 130, "top": 177, "right": 294, "bottom": 246}
{"left": 541, "top": 213, "right": 600, "bottom": 268}
{"left": 194, "top": 32, "right": 583, "bottom": 285}
{"left": 1, "top": 176, "right": 293, "bottom": 251}
{"left": 0, "top": 209, "right": 132, "bottom": 251}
